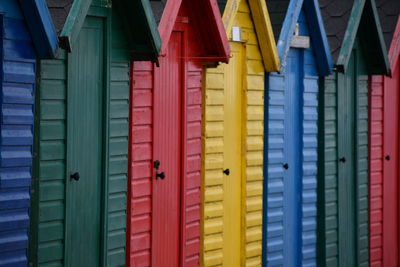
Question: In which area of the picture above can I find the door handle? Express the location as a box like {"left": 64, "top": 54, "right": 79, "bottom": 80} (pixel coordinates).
{"left": 223, "top": 169, "right": 230, "bottom": 176}
{"left": 70, "top": 172, "right": 80, "bottom": 181}
{"left": 385, "top": 155, "right": 391, "bottom": 161}
{"left": 154, "top": 160, "right": 166, "bottom": 180}
{"left": 283, "top": 163, "right": 289, "bottom": 170}
{"left": 339, "top": 157, "right": 346, "bottom": 163}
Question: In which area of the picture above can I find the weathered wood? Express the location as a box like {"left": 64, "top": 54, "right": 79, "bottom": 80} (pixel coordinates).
{"left": 59, "top": 0, "right": 92, "bottom": 52}
{"left": 248, "top": 0, "right": 280, "bottom": 71}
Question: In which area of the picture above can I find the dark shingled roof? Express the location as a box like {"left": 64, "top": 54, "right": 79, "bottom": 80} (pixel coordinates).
{"left": 150, "top": 0, "right": 167, "bottom": 24}
{"left": 376, "top": 0, "right": 400, "bottom": 50}
{"left": 265, "top": 0, "right": 290, "bottom": 42}
{"left": 46, "top": 0, "right": 73, "bottom": 34}
{"left": 319, "top": 0, "right": 354, "bottom": 63}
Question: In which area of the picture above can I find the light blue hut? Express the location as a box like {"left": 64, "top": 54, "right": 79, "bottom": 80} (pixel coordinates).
{"left": 263, "top": 0, "right": 332, "bottom": 265}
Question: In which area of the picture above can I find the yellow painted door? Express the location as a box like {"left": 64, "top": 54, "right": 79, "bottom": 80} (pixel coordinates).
{"left": 223, "top": 42, "right": 243, "bottom": 266}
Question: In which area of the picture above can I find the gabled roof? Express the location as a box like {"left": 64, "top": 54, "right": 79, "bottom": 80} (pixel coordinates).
{"left": 376, "top": 0, "right": 400, "bottom": 59}
{"left": 320, "top": 0, "right": 390, "bottom": 75}
{"left": 50, "top": 0, "right": 161, "bottom": 62}
{"left": 155, "top": 0, "right": 230, "bottom": 63}
{"left": 387, "top": 17, "right": 400, "bottom": 71}
{"left": 220, "top": 0, "right": 279, "bottom": 72}
{"left": 268, "top": 0, "right": 333, "bottom": 75}
{"left": 19, "top": 0, "right": 58, "bottom": 58}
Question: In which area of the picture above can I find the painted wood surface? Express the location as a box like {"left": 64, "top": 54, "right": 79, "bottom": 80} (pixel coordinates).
{"left": 29, "top": 7, "right": 131, "bottom": 266}
{"left": 65, "top": 17, "right": 104, "bottom": 266}
{"left": 335, "top": 0, "right": 389, "bottom": 74}
{"left": 317, "top": 43, "right": 369, "bottom": 267}
{"left": 0, "top": 2, "right": 37, "bottom": 266}
{"left": 18, "top": 0, "right": 58, "bottom": 58}
{"left": 152, "top": 31, "right": 183, "bottom": 267}
{"left": 127, "top": 0, "right": 229, "bottom": 265}
{"left": 157, "top": 0, "right": 230, "bottom": 61}
{"left": 264, "top": 9, "right": 320, "bottom": 266}
{"left": 202, "top": 0, "right": 274, "bottom": 265}
{"left": 369, "top": 17, "right": 400, "bottom": 267}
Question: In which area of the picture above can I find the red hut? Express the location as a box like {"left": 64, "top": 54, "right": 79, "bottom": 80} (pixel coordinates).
{"left": 369, "top": 2, "right": 400, "bottom": 266}
{"left": 127, "top": 0, "right": 229, "bottom": 266}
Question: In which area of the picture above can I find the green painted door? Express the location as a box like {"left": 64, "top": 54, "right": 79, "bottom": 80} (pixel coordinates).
{"left": 338, "top": 50, "right": 357, "bottom": 266}
{"left": 65, "top": 16, "right": 104, "bottom": 266}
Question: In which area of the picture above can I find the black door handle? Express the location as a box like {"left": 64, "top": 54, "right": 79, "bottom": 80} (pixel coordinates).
{"left": 223, "top": 169, "right": 230, "bottom": 176}
{"left": 283, "top": 163, "right": 289, "bottom": 170}
{"left": 156, "top": 172, "right": 166, "bottom": 180}
{"left": 70, "top": 172, "right": 80, "bottom": 181}
{"left": 154, "top": 160, "right": 166, "bottom": 180}
{"left": 339, "top": 157, "right": 346, "bottom": 163}
{"left": 385, "top": 155, "right": 391, "bottom": 161}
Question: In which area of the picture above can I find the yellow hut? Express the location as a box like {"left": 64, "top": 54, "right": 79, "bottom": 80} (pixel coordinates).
{"left": 201, "top": 0, "right": 280, "bottom": 266}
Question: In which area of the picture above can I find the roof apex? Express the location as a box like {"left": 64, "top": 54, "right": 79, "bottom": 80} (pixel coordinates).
{"left": 222, "top": 0, "right": 280, "bottom": 72}
{"left": 335, "top": 0, "right": 390, "bottom": 74}
{"left": 157, "top": 0, "right": 230, "bottom": 63}
{"left": 57, "top": 0, "right": 161, "bottom": 62}
{"left": 272, "top": 0, "right": 333, "bottom": 75}
{"left": 19, "top": 0, "right": 58, "bottom": 58}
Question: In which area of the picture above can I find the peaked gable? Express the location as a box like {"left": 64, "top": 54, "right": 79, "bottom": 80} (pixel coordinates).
{"left": 376, "top": 0, "right": 400, "bottom": 58}
{"left": 157, "top": 0, "right": 230, "bottom": 62}
{"left": 268, "top": 0, "right": 332, "bottom": 75}
{"left": 388, "top": 17, "right": 400, "bottom": 71}
{"left": 221, "top": 0, "right": 280, "bottom": 71}
{"left": 51, "top": 0, "right": 161, "bottom": 62}
{"left": 321, "top": 0, "right": 390, "bottom": 74}
{"left": 19, "top": 0, "right": 58, "bottom": 58}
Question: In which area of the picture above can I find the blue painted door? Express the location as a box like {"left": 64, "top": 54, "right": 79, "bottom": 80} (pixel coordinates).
{"left": 284, "top": 49, "right": 303, "bottom": 266}
{"left": 264, "top": 11, "right": 319, "bottom": 267}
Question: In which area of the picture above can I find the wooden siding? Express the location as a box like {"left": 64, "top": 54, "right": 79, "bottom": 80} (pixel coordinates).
{"left": 357, "top": 67, "right": 370, "bottom": 267}
{"left": 317, "top": 47, "right": 369, "bottom": 267}
{"left": 0, "top": 3, "right": 37, "bottom": 266}
{"left": 369, "top": 75, "right": 383, "bottom": 267}
{"left": 129, "top": 61, "right": 153, "bottom": 266}
{"left": 264, "top": 10, "right": 319, "bottom": 266}
{"left": 127, "top": 1, "right": 233, "bottom": 264}
{"left": 128, "top": 54, "right": 203, "bottom": 267}
{"left": 30, "top": 10, "right": 130, "bottom": 266}
{"left": 202, "top": 1, "right": 265, "bottom": 266}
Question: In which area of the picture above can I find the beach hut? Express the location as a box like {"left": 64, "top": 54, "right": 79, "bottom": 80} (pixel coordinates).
{"left": 369, "top": 1, "right": 400, "bottom": 266}
{"left": 318, "top": 0, "right": 390, "bottom": 266}
{"left": 263, "top": 0, "right": 332, "bottom": 266}
{"left": 28, "top": 1, "right": 161, "bottom": 266}
{"left": 0, "top": 1, "right": 56, "bottom": 266}
{"left": 127, "top": 0, "right": 230, "bottom": 266}
{"left": 201, "top": 0, "right": 279, "bottom": 266}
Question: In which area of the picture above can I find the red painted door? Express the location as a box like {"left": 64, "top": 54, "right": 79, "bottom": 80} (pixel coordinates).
{"left": 152, "top": 31, "right": 183, "bottom": 267}
{"left": 383, "top": 60, "right": 400, "bottom": 266}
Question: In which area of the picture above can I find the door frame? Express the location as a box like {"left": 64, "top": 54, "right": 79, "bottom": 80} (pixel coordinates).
{"left": 64, "top": 7, "right": 112, "bottom": 267}
{"left": 151, "top": 21, "right": 188, "bottom": 267}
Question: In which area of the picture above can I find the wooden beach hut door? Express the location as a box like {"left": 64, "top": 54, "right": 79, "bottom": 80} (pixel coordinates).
{"left": 337, "top": 45, "right": 368, "bottom": 265}
{"left": 152, "top": 30, "right": 184, "bottom": 267}
{"left": 223, "top": 42, "right": 243, "bottom": 266}
{"left": 65, "top": 17, "right": 104, "bottom": 266}
{"left": 382, "top": 56, "right": 400, "bottom": 266}
{"left": 282, "top": 48, "right": 304, "bottom": 266}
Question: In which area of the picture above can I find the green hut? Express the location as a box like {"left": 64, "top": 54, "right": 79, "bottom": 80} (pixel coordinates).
{"left": 28, "top": 0, "right": 160, "bottom": 266}
{"left": 317, "top": 0, "right": 390, "bottom": 266}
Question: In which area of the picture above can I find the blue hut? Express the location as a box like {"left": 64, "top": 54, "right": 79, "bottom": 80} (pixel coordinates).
{"left": 0, "top": 1, "right": 56, "bottom": 265}
{"left": 263, "top": 0, "right": 332, "bottom": 265}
